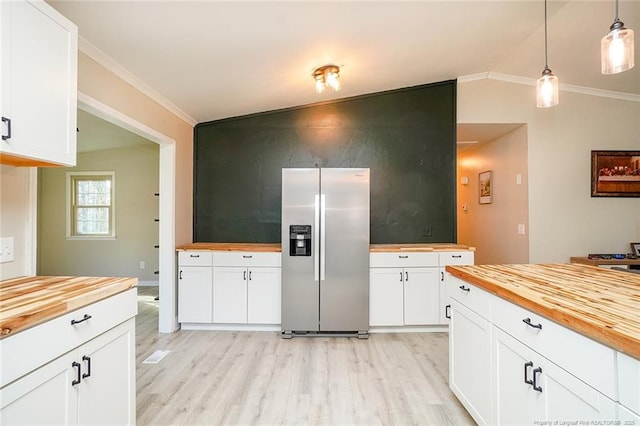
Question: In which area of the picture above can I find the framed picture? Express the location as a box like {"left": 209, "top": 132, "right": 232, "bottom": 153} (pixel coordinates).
{"left": 591, "top": 151, "right": 640, "bottom": 197}
{"left": 479, "top": 170, "right": 492, "bottom": 204}
{"left": 631, "top": 242, "right": 640, "bottom": 257}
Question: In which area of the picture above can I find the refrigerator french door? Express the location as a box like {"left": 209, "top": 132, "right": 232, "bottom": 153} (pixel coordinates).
{"left": 281, "top": 168, "right": 370, "bottom": 337}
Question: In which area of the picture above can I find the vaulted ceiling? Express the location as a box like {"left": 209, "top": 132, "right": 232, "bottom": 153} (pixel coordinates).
{"left": 50, "top": 1, "right": 639, "bottom": 125}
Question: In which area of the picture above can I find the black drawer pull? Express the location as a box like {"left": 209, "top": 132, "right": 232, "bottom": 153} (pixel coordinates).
{"left": 452, "top": 255, "right": 462, "bottom": 258}
{"left": 522, "top": 318, "right": 542, "bottom": 329}
{"left": 190, "top": 254, "right": 200, "bottom": 258}
{"left": 82, "top": 355, "right": 91, "bottom": 379}
{"left": 71, "top": 314, "right": 92, "bottom": 325}
{"left": 1, "top": 117, "right": 11, "bottom": 140}
{"left": 459, "top": 285, "right": 470, "bottom": 292}
{"left": 532, "top": 367, "right": 543, "bottom": 392}
{"left": 445, "top": 304, "right": 451, "bottom": 319}
{"left": 72, "top": 361, "right": 81, "bottom": 385}
{"left": 243, "top": 255, "right": 253, "bottom": 258}
{"left": 398, "top": 255, "right": 409, "bottom": 259}
{"left": 524, "top": 361, "right": 533, "bottom": 385}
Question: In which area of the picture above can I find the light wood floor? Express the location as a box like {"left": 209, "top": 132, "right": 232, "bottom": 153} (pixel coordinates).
{"left": 135, "top": 287, "right": 474, "bottom": 425}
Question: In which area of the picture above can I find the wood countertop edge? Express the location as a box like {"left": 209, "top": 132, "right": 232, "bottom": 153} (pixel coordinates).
{"left": 446, "top": 265, "right": 640, "bottom": 360}
{"left": 0, "top": 277, "right": 138, "bottom": 340}
{"left": 176, "top": 243, "right": 475, "bottom": 253}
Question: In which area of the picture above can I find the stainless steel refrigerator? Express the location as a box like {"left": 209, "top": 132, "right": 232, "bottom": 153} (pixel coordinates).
{"left": 281, "top": 168, "right": 370, "bottom": 338}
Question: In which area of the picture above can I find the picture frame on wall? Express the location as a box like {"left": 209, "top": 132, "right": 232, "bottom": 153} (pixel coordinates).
{"left": 591, "top": 151, "right": 640, "bottom": 197}
{"left": 631, "top": 242, "right": 640, "bottom": 257}
{"left": 479, "top": 170, "right": 492, "bottom": 204}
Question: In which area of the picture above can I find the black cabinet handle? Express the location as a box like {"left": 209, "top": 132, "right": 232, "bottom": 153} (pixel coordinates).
{"left": 452, "top": 255, "right": 462, "bottom": 258}
{"left": 398, "top": 255, "right": 408, "bottom": 259}
{"left": 71, "top": 314, "right": 92, "bottom": 325}
{"left": 400, "top": 272, "right": 403, "bottom": 282}
{"left": 82, "top": 355, "right": 91, "bottom": 379}
{"left": 405, "top": 271, "right": 408, "bottom": 282}
{"left": 532, "top": 367, "right": 543, "bottom": 392}
{"left": 445, "top": 304, "right": 451, "bottom": 319}
{"left": 72, "top": 361, "right": 82, "bottom": 385}
{"left": 441, "top": 271, "right": 444, "bottom": 281}
{"left": 242, "top": 255, "right": 252, "bottom": 259}
{"left": 243, "top": 270, "right": 247, "bottom": 280}
{"left": 524, "top": 361, "right": 534, "bottom": 385}
{"left": 189, "top": 254, "right": 200, "bottom": 258}
{"left": 249, "top": 270, "right": 252, "bottom": 280}
{"left": 2, "top": 117, "right": 11, "bottom": 140}
{"left": 459, "top": 285, "right": 470, "bottom": 292}
{"left": 523, "top": 318, "right": 542, "bottom": 329}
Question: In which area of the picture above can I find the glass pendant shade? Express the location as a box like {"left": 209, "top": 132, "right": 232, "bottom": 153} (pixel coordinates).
{"left": 536, "top": 67, "right": 559, "bottom": 108}
{"left": 601, "top": 21, "right": 635, "bottom": 74}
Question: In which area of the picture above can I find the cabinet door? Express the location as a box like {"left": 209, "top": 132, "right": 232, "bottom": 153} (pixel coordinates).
{"left": 0, "top": 351, "right": 78, "bottom": 425}
{"left": 77, "top": 319, "right": 135, "bottom": 426}
{"left": 493, "top": 327, "right": 541, "bottom": 425}
{"left": 1, "top": 0, "right": 77, "bottom": 166}
{"left": 213, "top": 266, "right": 248, "bottom": 323}
{"left": 178, "top": 266, "right": 213, "bottom": 323}
{"left": 403, "top": 267, "right": 439, "bottom": 325}
{"left": 247, "top": 267, "right": 281, "bottom": 324}
{"left": 449, "top": 301, "right": 493, "bottom": 425}
{"left": 369, "top": 267, "right": 404, "bottom": 326}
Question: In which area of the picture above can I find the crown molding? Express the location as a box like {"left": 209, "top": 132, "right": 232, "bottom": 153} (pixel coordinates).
{"left": 459, "top": 71, "right": 640, "bottom": 103}
{"left": 79, "top": 37, "right": 197, "bottom": 126}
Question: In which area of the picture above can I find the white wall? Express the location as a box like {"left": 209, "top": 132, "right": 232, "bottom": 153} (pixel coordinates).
{"left": 458, "top": 78, "right": 640, "bottom": 263}
{"left": 0, "top": 166, "right": 34, "bottom": 280}
{"left": 457, "top": 126, "right": 529, "bottom": 265}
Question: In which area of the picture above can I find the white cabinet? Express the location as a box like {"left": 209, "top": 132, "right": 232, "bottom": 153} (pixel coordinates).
{"left": 178, "top": 250, "right": 281, "bottom": 327}
{"left": 369, "top": 252, "right": 442, "bottom": 327}
{"left": 178, "top": 251, "right": 213, "bottom": 323}
{"left": 0, "top": 0, "right": 77, "bottom": 166}
{"left": 493, "top": 327, "right": 616, "bottom": 423}
{"left": 0, "top": 291, "right": 136, "bottom": 425}
{"left": 439, "top": 251, "right": 474, "bottom": 324}
{"left": 618, "top": 351, "right": 640, "bottom": 417}
{"left": 449, "top": 284, "right": 493, "bottom": 425}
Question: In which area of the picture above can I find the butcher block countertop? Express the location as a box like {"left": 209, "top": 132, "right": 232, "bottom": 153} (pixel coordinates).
{"left": 446, "top": 263, "right": 640, "bottom": 359}
{"left": 177, "top": 243, "right": 474, "bottom": 253}
{"left": 0, "top": 276, "right": 137, "bottom": 339}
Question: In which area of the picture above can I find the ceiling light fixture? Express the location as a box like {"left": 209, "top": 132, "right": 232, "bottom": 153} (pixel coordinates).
{"left": 536, "top": 0, "right": 559, "bottom": 108}
{"left": 313, "top": 65, "right": 340, "bottom": 93}
{"left": 601, "top": 0, "right": 635, "bottom": 74}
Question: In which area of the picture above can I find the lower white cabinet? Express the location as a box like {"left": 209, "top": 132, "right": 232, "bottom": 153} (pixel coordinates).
{"left": 0, "top": 314, "right": 136, "bottom": 425}
{"left": 449, "top": 300, "right": 492, "bottom": 425}
{"left": 493, "top": 327, "right": 616, "bottom": 424}
{"left": 178, "top": 250, "right": 281, "bottom": 327}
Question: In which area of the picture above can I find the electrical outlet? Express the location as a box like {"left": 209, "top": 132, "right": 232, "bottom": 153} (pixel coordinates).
{"left": 0, "top": 237, "right": 14, "bottom": 263}
{"left": 518, "top": 224, "right": 526, "bottom": 235}
{"left": 139, "top": 261, "right": 145, "bottom": 269}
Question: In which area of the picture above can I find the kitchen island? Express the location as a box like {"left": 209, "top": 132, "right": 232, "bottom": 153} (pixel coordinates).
{"left": 445, "top": 263, "right": 640, "bottom": 424}
{"left": 0, "top": 276, "right": 137, "bottom": 424}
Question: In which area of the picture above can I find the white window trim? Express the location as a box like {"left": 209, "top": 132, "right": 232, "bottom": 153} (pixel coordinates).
{"left": 66, "top": 171, "right": 116, "bottom": 240}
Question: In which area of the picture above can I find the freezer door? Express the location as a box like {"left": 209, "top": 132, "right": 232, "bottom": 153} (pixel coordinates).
{"left": 319, "top": 168, "right": 370, "bottom": 332}
{"left": 281, "top": 168, "right": 320, "bottom": 332}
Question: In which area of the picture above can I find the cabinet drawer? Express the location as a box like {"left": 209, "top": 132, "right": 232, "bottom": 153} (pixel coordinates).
{"left": 0, "top": 288, "right": 137, "bottom": 387}
{"left": 491, "top": 295, "right": 616, "bottom": 400}
{"left": 211, "top": 252, "right": 280, "bottom": 267}
{"left": 448, "top": 276, "right": 491, "bottom": 320}
{"left": 370, "top": 252, "right": 438, "bottom": 268}
{"left": 178, "top": 251, "right": 212, "bottom": 266}
{"left": 618, "top": 352, "right": 640, "bottom": 415}
{"left": 438, "top": 251, "right": 474, "bottom": 266}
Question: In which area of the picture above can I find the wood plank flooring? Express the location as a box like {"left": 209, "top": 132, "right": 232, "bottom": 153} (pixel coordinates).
{"left": 135, "top": 287, "right": 474, "bottom": 425}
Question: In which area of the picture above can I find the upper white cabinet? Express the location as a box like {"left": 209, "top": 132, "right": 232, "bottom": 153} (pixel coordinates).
{"left": 0, "top": 0, "right": 78, "bottom": 166}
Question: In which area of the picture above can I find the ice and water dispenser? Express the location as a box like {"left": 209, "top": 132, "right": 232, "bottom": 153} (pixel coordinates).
{"left": 289, "top": 225, "right": 311, "bottom": 256}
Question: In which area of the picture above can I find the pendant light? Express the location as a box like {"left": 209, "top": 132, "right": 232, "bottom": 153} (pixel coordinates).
{"left": 536, "top": 0, "right": 559, "bottom": 108}
{"left": 601, "top": 0, "right": 635, "bottom": 74}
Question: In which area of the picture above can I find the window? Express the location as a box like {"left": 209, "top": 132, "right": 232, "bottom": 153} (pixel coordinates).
{"left": 67, "top": 172, "right": 115, "bottom": 238}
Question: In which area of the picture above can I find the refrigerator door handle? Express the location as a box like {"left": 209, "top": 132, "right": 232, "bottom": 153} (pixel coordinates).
{"left": 320, "top": 193, "right": 326, "bottom": 281}
{"left": 314, "top": 194, "right": 320, "bottom": 281}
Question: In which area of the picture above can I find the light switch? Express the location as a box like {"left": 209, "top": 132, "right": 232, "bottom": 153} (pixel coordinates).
{"left": 518, "top": 224, "right": 526, "bottom": 235}
{"left": 516, "top": 174, "right": 522, "bottom": 185}
{"left": 0, "top": 237, "right": 14, "bottom": 263}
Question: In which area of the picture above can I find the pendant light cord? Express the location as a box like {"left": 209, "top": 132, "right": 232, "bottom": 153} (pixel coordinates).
{"left": 615, "top": 0, "right": 619, "bottom": 21}
{"left": 544, "top": 0, "right": 549, "bottom": 69}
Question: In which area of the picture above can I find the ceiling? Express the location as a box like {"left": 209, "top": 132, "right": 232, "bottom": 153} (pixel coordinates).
{"left": 50, "top": 1, "right": 639, "bottom": 126}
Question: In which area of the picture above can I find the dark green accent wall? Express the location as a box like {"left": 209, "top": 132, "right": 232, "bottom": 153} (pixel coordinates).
{"left": 194, "top": 80, "right": 457, "bottom": 244}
